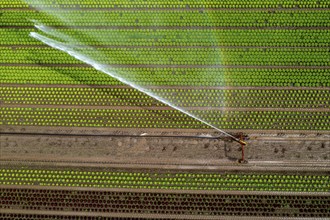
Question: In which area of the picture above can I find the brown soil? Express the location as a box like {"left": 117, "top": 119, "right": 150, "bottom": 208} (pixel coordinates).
{"left": 1, "top": 126, "right": 329, "bottom": 166}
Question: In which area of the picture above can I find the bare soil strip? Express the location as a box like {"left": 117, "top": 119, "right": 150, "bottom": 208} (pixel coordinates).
{"left": 1, "top": 125, "right": 329, "bottom": 136}
{"left": 250, "top": 136, "right": 330, "bottom": 141}
{"left": 1, "top": 156, "right": 329, "bottom": 172}
{"left": 0, "top": 125, "right": 214, "bottom": 135}
{"left": 0, "top": 209, "right": 279, "bottom": 220}
{"left": 1, "top": 126, "right": 328, "bottom": 166}
{"left": 0, "top": 210, "right": 326, "bottom": 220}
{"left": 1, "top": 131, "right": 329, "bottom": 141}
{"left": 1, "top": 184, "right": 329, "bottom": 197}
{"left": 0, "top": 208, "right": 326, "bottom": 220}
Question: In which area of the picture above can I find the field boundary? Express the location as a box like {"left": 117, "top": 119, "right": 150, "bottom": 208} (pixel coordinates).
{"left": 1, "top": 158, "right": 329, "bottom": 172}
{"left": 1, "top": 184, "right": 330, "bottom": 196}
{"left": 0, "top": 208, "right": 323, "bottom": 220}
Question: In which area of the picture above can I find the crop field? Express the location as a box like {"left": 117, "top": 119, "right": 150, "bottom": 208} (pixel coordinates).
{"left": 0, "top": 0, "right": 329, "bottom": 219}
{"left": 1, "top": 165, "right": 330, "bottom": 218}
{"left": 1, "top": 167, "right": 329, "bottom": 192}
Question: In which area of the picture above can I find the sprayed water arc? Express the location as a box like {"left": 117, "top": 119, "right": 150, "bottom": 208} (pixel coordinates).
{"left": 30, "top": 31, "right": 244, "bottom": 144}
{"left": 22, "top": 0, "right": 248, "bottom": 147}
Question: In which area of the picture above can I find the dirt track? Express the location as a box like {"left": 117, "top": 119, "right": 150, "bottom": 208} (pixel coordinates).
{"left": 1, "top": 130, "right": 329, "bottom": 167}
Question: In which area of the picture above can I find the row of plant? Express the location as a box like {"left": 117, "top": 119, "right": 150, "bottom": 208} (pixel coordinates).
{"left": 1, "top": 86, "right": 329, "bottom": 109}
{"left": 1, "top": 107, "right": 329, "bottom": 130}
{"left": 1, "top": 47, "right": 329, "bottom": 66}
{"left": 2, "top": 10, "right": 329, "bottom": 27}
{"left": 2, "top": 28, "right": 329, "bottom": 47}
{"left": 0, "top": 106, "right": 203, "bottom": 129}
{"left": 1, "top": 0, "right": 328, "bottom": 9}
{"left": 1, "top": 168, "right": 329, "bottom": 192}
{"left": 1, "top": 66, "right": 328, "bottom": 87}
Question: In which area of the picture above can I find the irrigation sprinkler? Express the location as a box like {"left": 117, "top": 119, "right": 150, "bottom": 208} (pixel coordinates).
{"left": 238, "top": 133, "right": 248, "bottom": 164}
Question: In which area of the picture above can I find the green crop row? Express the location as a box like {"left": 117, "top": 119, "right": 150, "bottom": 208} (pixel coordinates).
{"left": 0, "top": 107, "right": 203, "bottom": 129}
{"left": 1, "top": 86, "right": 329, "bottom": 109}
{"left": 1, "top": 47, "right": 329, "bottom": 66}
{"left": 0, "top": 66, "right": 123, "bottom": 85}
{"left": 0, "top": 47, "right": 82, "bottom": 64}
{"left": 1, "top": 107, "right": 329, "bottom": 130}
{"left": 1, "top": 66, "right": 329, "bottom": 87}
{"left": 0, "top": 29, "right": 43, "bottom": 46}
{"left": 1, "top": 28, "right": 329, "bottom": 47}
{"left": 1, "top": 10, "right": 329, "bottom": 27}
{"left": 1, "top": 0, "right": 328, "bottom": 9}
{"left": 1, "top": 168, "right": 329, "bottom": 192}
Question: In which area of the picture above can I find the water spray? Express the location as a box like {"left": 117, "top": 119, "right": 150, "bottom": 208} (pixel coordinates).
{"left": 29, "top": 17, "right": 249, "bottom": 163}
{"left": 30, "top": 31, "right": 248, "bottom": 149}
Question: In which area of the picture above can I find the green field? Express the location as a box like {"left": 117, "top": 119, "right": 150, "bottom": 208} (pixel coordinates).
{"left": 1, "top": 87, "right": 329, "bottom": 108}
{"left": 1, "top": 1, "right": 330, "bottom": 219}
{"left": 0, "top": 0, "right": 329, "bottom": 132}
{"left": 1, "top": 66, "right": 329, "bottom": 87}
{"left": 2, "top": 10, "right": 329, "bottom": 27}
{"left": 1, "top": 0, "right": 329, "bottom": 8}
{"left": 1, "top": 168, "right": 329, "bottom": 192}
